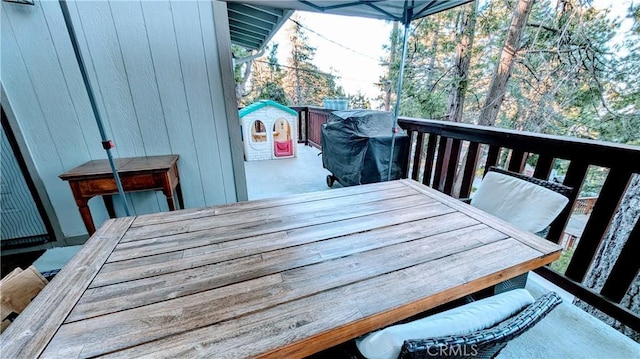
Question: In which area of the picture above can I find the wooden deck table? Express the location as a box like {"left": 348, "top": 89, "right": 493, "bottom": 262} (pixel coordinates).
{"left": 59, "top": 155, "right": 184, "bottom": 235}
{"left": 0, "top": 179, "right": 561, "bottom": 358}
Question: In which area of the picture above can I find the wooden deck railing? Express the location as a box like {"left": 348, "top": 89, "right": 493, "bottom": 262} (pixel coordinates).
{"left": 291, "top": 106, "right": 333, "bottom": 148}
{"left": 397, "top": 116, "right": 640, "bottom": 332}
{"left": 573, "top": 196, "right": 598, "bottom": 215}
{"left": 293, "top": 106, "right": 640, "bottom": 332}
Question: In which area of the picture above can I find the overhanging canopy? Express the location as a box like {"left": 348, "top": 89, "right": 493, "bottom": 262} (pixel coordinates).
{"left": 227, "top": 2, "right": 293, "bottom": 50}
{"left": 224, "top": 0, "right": 473, "bottom": 26}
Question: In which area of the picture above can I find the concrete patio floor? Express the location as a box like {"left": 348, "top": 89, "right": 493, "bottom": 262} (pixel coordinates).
{"left": 244, "top": 145, "right": 639, "bottom": 359}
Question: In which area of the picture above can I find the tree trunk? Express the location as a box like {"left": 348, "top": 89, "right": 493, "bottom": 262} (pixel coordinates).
{"left": 235, "top": 61, "right": 252, "bottom": 107}
{"left": 384, "top": 21, "right": 400, "bottom": 112}
{"left": 575, "top": 174, "right": 640, "bottom": 342}
{"left": 448, "top": 3, "right": 477, "bottom": 196}
{"left": 447, "top": 2, "right": 477, "bottom": 123}
{"left": 424, "top": 19, "right": 441, "bottom": 92}
{"left": 477, "top": 0, "right": 534, "bottom": 126}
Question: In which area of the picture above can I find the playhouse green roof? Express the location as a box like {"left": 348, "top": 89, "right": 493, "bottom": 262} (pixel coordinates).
{"left": 238, "top": 100, "right": 297, "bottom": 118}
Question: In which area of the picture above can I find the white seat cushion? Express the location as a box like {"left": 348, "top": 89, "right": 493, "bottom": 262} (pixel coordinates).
{"left": 356, "top": 289, "right": 535, "bottom": 359}
{"left": 469, "top": 171, "right": 569, "bottom": 233}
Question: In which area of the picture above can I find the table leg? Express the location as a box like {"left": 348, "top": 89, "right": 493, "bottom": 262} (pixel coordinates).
{"left": 103, "top": 195, "right": 116, "bottom": 218}
{"left": 77, "top": 198, "right": 96, "bottom": 235}
{"left": 163, "top": 188, "right": 177, "bottom": 211}
{"left": 176, "top": 183, "right": 185, "bottom": 210}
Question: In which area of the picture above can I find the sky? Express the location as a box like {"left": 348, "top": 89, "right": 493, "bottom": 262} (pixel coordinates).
{"left": 267, "top": 0, "right": 633, "bottom": 104}
{"left": 270, "top": 13, "right": 392, "bottom": 101}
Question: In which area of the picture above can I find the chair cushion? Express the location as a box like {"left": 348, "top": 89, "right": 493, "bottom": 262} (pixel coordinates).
{"left": 355, "top": 289, "right": 535, "bottom": 359}
{"left": 469, "top": 171, "right": 569, "bottom": 233}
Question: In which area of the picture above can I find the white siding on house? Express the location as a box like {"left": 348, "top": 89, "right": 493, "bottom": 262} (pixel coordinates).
{"left": 1, "top": 0, "right": 245, "bottom": 238}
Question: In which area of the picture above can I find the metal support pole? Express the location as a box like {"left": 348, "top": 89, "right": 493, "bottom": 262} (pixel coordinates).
{"left": 387, "top": 7, "right": 412, "bottom": 181}
{"left": 59, "top": 0, "right": 131, "bottom": 216}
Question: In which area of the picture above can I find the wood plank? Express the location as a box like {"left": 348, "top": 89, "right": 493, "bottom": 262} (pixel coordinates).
{"left": 42, "top": 225, "right": 509, "bottom": 357}
{"left": 411, "top": 131, "right": 425, "bottom": 180}
{"left": 401, "top": 179, "right": 562, "bottom": 256}
{"left": 533, "top": 154, "right": 554, "bottom": 180}
{"left": 88, "top": 239, "right": 548, "bottom": 359}
{"left": 97, "top": 201, "right": 452, "bottom": 284}
{"left": 508, "top": 149, "right": 527, "bottom": 173}
{"left": 122, "top": 186, "right": 418, "bottom": 242}
{"left": 0, "top": 217, "right": 133, "bottom": 359}
{"left": 547, "top": 160, "right": 588, "bottom": 243}
{"left": 111, "top": 191, "right": 428, "bottom": 261}
{"left": 421, "top": 133, "right": 438, "bottom": 186}
{"left": 70, "top": 214, "right": 483, "bottom": 322}
{"left": 131, "top": 179, "right": 406, "bottom": 227}
{"left": 565, "top": 168, "right": 633, "bottom": 282}
{"left": 108, "top": 0, "right": 172, "bottom": 213}
{"left": 432, "top": 136, "right": 450, "bottom": 191}
{"left": 39, "top": 0, "right": 105, "bottom": 161}
{"left": 171, "top": 0, "right": 226, "bottom": 205}
{"left": 71, "top": 0, "right": 145, "bottom": 157}
{"left": 140, "top": 0, "right": 206, "bottom": 209}
{"left": 119, "top": 156, "right": 178, "bottom": 173}
{"left": 459, "top": 141, "right": 479, "bottom": 198}
{"left": 396, "top": 117, "right": 640, "bottom": 173}
{"left": 443, "top": 138, "right": 461, "bottom": 196}
{"left": 484, "top": 145, "right": 500, "bottom": 176}
{"left": 111, "top": 194, "right": 430, "bottom": 260}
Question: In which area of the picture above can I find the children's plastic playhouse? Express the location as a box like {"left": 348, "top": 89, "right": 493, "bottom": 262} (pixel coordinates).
{"left": 239, "top": 100, "right": 297, "bottom": 161}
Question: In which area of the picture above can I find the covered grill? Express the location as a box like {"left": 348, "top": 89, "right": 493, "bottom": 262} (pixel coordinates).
{"left": 321, "top": 110, "right": 409, "bottom": 187}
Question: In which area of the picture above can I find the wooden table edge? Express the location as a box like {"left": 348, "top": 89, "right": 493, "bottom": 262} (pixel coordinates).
{"left": 257, "top": 252, "right": 561, "bottom": 359}
{"left": 0, "top": 217, "right": 135, "bottom": 359}
{"left": 58, "top": 155, "right": 179, "bottom": 180}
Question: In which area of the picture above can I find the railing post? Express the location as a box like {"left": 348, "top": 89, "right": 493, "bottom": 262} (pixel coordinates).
{"left": 565, "top": 169, "right": 633, "bottom": 282}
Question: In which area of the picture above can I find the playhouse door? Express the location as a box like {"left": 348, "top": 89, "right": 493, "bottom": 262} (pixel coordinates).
{"left": 273, "top": 118, "right": 293, "bottom": 157}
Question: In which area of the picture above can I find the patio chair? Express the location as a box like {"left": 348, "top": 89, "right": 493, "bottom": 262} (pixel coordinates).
{"left": 463, "top": 167, "right": 573, "bottom": 296}
{"left": 351, "top": 289, "right": 562, "bottom": 359}
{"left": 466, "top": 167, "right": 573, "bottom": 236}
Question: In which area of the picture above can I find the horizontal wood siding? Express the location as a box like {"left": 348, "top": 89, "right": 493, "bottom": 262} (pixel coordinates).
{"left": 1, "top": 0, "right": 242, "bottom": 237}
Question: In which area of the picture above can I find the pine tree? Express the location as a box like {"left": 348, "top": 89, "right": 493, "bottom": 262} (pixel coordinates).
{"left": 478, "top": 0, "right": 535, "bottom": 126}
{"left": 250, "top": 44, "right": 288, "bottom": 105}
{"left": 283, "top": 16, "right": 342, "bottom": 106}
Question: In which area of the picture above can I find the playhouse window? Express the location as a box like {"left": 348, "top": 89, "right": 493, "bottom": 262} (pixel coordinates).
{"left": 251, "top": 120, "right": 267, "bottom": 142}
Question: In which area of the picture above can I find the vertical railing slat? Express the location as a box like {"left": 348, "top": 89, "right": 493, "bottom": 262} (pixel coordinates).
{"left": 422, "top": 133, "right": 438, "bottom": 186}
{"left": 411, "top": 132, "right": 425, "bottom": 181}
{"left": 443, "top": 139, "right": 462, "bottom": 196}
{"left": 432, "top": 137, "right": 449, "bottom": 191}
{"left": 459, "top": 142, "right": 480, "bottom": 198}
{"left": 565, "top": 169, "right": 633, "bottom": 282}
{"left": 533, "top": 154, "right": 555, "bottom": 180}
{"left": 546, "top": 160, "right": 589, "bottom": 243}
{"left": 508, "top": 149, "right": 527, "bottom": 173}
{"left": 484, "top": 145, "right": 500, "bottom": 176}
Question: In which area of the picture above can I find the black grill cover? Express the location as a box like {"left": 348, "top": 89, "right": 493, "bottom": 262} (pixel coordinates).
{"left": 321, "top": 110, "right": 408, "bottom": 186}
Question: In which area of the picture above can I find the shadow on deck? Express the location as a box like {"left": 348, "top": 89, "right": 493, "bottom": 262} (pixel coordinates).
{"left": 244, "top": 145, "right": 639, "bottom": 359}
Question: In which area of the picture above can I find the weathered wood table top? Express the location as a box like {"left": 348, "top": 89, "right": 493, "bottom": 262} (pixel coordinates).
{"left": 0, "top": 179, "right": 561, "bottom": 358}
